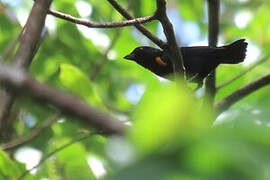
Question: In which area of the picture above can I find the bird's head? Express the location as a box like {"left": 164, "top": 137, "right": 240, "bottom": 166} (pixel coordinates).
{"left": 124, "top": 46, "right": 168, "bottom": 67}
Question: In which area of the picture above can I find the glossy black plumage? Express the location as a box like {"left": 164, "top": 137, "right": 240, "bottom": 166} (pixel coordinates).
{"left": 124, "top": 39, "right": 248, "bottom": 87}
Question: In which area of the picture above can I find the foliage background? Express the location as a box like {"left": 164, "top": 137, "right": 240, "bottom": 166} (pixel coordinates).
{"left": 0, "top": 0, "right": 270, "bottom": 179}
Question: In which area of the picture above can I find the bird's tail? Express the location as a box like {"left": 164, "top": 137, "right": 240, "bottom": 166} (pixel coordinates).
{"left": 217, "top": 39, "right": 248, "bottom": 64}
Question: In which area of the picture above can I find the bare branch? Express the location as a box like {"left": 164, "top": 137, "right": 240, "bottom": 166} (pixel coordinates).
{"left": 49, "top": 9, "right": 156, "bottom": 28}
{"left": 205, "top": 0, "right": 220, "bottom": 103}
{"left": 215, "top": 73, "right": 270, "bottom": 113}
{"left": 217, "top": 55, "right": 270, "bottom": 89}
{"left": 107, "top": 0, "right": 165, "bottom": 48}
{"left": 156, "top": 0, "right": 185, "bottom": 78}
{"left": 0, "top": 65, "right": 126, "bottom": 135}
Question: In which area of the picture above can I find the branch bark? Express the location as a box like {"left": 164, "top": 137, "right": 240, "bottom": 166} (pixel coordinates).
{"left": 12, "top": 0, "right": 52, "bottom": 68}
{"left": 205, "top": 0, "right": 220, "bottom": 104}
{"left": 215, "top": 73, "right": 270, "bottom": 113}
{"left": 156, "top": 0, "right": 185, "bottom": 78}
{"left": 0, "top": 65, "right": 126, "bottom": 135}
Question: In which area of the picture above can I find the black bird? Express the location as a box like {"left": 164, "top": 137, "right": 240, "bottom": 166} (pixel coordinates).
{"left": 124, "top": 39, "right": 248, "bottom": 88}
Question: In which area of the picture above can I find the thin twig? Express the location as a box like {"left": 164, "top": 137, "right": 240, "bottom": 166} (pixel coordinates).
{"left": 89, "top": 29, "right": 122, "bottom": 80}
{"left": 0, "top": 26, "right": 25, "bottom": 62}
{"left": 215, "top": 73, "right": 270, "bottom": 113}
{"left": 107, "top": 0, "right": 165, "bottom": 48}
{"left": 1, "top": 113, "right": 60, "bottom": 150}
{"left": 0, "top": 91, "right": 15, "bottom": 139}
{"left": 0, "top": 65, "right": 126, "bottom": 135}
{"left": 18, "top": 132, "right": 96, "bottom": 180}
{"left": 0, "top": 102, "right": 20, "bottom": 142}
{"left": 49, "top": 9, "right": 156, "bottom": 28}
{"left": 217, "top": 55, "right": 270, "bottom": 89}
{"left": 205, "top": 0, "right": 220, "bottom": 104}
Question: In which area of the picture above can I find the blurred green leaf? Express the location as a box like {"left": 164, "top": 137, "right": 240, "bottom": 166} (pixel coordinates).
{"left": 178, "top": 0, "right": 204, "bottom": 21}
{"left": 56, "top": 142, "right": 95, "bottom": 180}
{"left": 0, "top": 149, "right": 21, "bottom": 179}
{"left": 60, "top": 63, "right": 104, "bottom": 108}
{"left": 129, "top": 81, "right": 213, "bottom": 155}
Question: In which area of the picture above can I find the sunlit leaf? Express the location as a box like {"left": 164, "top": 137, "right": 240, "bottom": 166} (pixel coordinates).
{"left": 129, "top": 81, "right": 213, "bottom": 155}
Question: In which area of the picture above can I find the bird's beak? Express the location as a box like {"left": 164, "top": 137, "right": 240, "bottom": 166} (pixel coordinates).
{"left": 124, "top": 53, "right": 135, "bottom": 60}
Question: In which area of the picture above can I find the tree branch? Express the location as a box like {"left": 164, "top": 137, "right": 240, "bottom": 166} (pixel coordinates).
{"left": 49, "top": 9, "right": 156, "bottom": 28}
{"left": 0, "top": 0, "right": 52, "bottom": 140}
{"left": 156, "top": 0, "right": 185, "bottom": 78}
{"left": 0, "top": 65, "right": 126, "bottom": 135}
{"left": 215, "top": 73, "right": 270, "bottom": 113}
{"left": 11, "top": 0, "right": 52, "bottom": 68}
{"left": 205, "top": 0, "right": 220, "bottom": 103}
{"left": 107, "top": 0, "right": 165, "bottom": 48}
{"left": 217, "top": 55, "right": 270, "bottom": 89}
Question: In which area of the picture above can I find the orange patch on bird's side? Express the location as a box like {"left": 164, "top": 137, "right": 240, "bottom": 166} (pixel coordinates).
{"left": 155, "top": 57, "right": 167, "bottom": 66}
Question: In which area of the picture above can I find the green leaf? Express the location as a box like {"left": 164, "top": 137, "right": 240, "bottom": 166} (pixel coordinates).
{"left": 60, "top": 63, "right": 104, "bottom": 109}
{"left": 178, "top": 0, "right": 204, "bottom": 21}
{"left": 0, "top": 149, "right": 21, "bottom": 178}
{"left": 56, "top": 142, "right": 95, "bottom": 180}
{"left": 128, "top": 81, "right": 213, "bottom": 155}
